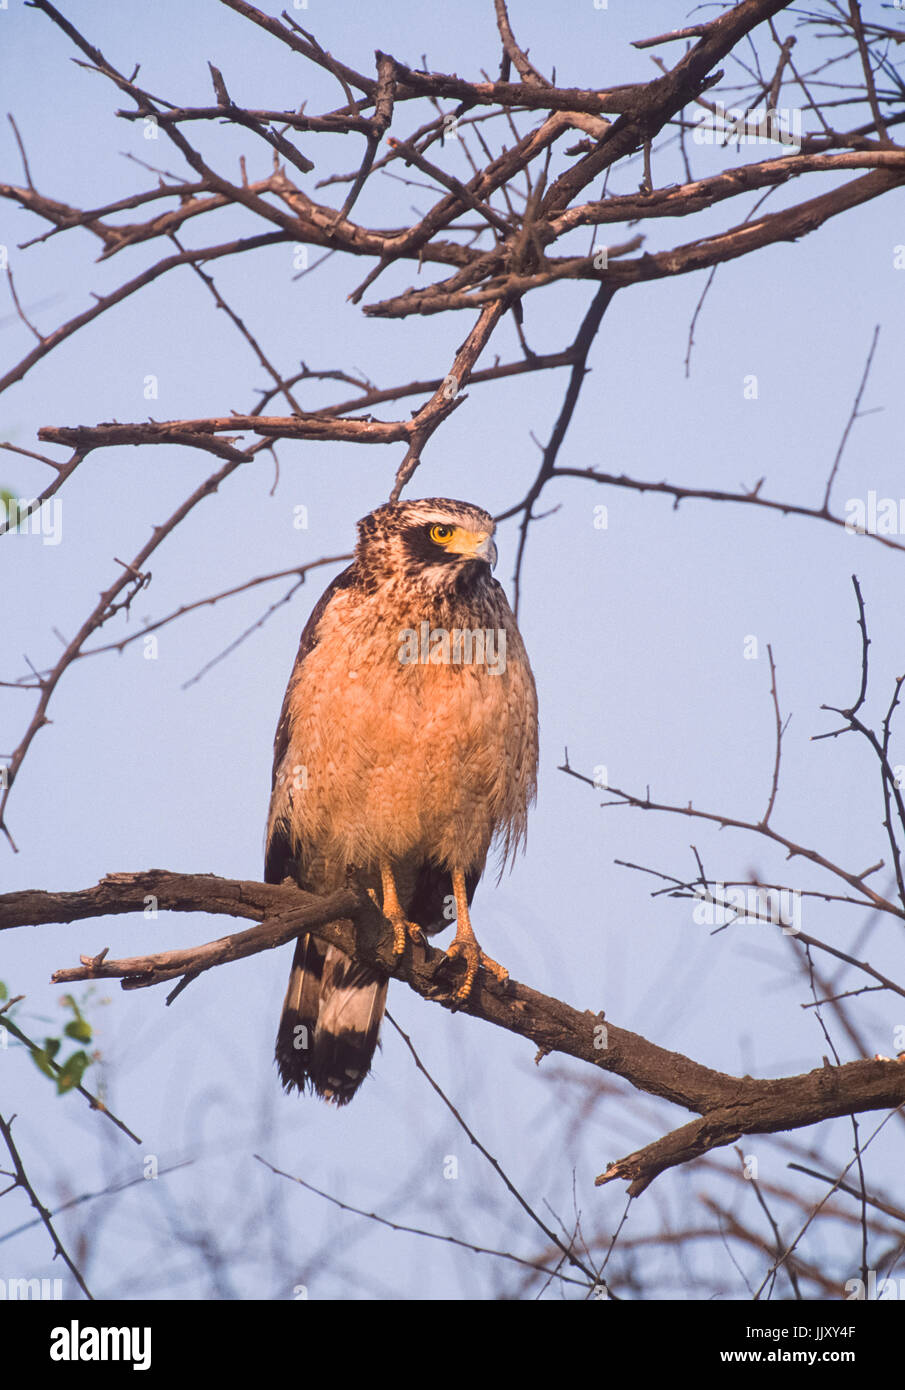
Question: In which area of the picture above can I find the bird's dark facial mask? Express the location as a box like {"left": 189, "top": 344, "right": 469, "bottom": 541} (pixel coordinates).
{"left": 405, "top": 523, "right": 498, "bottom": 569}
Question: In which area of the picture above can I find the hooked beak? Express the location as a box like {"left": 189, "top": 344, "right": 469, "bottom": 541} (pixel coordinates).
{"left": 444, "top": 526, "right": 498, "bottom": 569}
{"left": 472, "top": 533, "right": 498, "bottom": 569}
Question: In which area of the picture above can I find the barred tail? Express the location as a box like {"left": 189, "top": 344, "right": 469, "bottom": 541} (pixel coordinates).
{"left": 275, "top": 933, "right": 387, "bottom": 1105}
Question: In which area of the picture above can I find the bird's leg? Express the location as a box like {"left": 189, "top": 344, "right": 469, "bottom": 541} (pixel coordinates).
{"left": 369, "top": 859, "right": 423, "bottom": 957}
{"left": 444, "top": 867, "right": 509, "bottom": 1001}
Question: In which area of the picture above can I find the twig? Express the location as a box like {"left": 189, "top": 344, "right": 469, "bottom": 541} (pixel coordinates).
{"left": 0, "top": 1013, "right": 140, "bottom": 1144}
{"left": 0, "top": 1113, "right": 93, "bottom": 1299}
{"left": 254, "top": 1156, "right": 589, "bottom": 1290}
{"left": 822, "top": 324, "right": 881, "bottom": 511}
{"left": 386, "top": 1011, "right": 606, "bottom": 1290}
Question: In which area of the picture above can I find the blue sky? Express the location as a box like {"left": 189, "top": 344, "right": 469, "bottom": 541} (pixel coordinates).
{"left": 1, "top": 0, "right": 904, "bottom": 1299}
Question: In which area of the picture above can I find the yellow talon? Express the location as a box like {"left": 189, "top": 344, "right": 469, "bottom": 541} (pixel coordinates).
{"left": 443, "top": 867, "right": 508, "bottom": 1000}
{"left": 375, "top": 862, "right": 423, "bottom": 957}
{"left": 444, "top": 938, "right": 508, "bottom": 1000}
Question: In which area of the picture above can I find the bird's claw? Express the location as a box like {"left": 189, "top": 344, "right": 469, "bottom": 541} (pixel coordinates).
{"left": 387, "top": 909, "right": 423, "bottom": 957}
{"left": 444, "top": 939, "right": 509, "bottom": 1001}
{"left": 368, "top": 887, "right": 423, "bottom": 956}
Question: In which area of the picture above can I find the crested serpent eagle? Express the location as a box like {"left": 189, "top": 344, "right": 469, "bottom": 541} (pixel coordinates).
{"left": 265, "top": 497, "right": 538, "bottom": 1103}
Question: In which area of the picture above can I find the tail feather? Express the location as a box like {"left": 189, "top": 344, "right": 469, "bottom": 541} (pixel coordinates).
{"left": 275, "top": 933, "right": 387, "bottom": 1105}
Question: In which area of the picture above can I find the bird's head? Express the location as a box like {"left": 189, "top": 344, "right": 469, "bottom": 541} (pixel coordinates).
{"left": 356, "top": 498, "right": 498, "bottom": 594}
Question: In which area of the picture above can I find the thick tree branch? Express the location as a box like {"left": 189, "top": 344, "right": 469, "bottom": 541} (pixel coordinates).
{"left": 2, "top": 869, "right": 904, "bottom": 1193}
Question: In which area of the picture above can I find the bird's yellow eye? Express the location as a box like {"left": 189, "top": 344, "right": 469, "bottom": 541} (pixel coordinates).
{"left": 429, "top": 524, "right": 455, "bottom": 545}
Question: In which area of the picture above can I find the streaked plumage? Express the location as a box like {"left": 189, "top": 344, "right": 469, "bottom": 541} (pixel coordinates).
{"left": 265, "top": 497, "right": 538, "bottom": 1103}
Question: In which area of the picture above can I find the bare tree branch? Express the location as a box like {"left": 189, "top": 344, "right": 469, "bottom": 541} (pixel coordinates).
{"left": 2, "top": 869, "right": 905, "bottom": 1193}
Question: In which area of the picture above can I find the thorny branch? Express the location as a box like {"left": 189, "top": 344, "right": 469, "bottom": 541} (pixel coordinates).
{"left": 0, "top": 1113, "right": 93, "bottom": 1299}
{"left": 2, "top": 0, "right": 905, "bottom": 1279}
{"left": 2, "top": 0, "right": 903, "bottom": 841}
{"left": 1, "top": 868, "right": 904, "bottom": 1195}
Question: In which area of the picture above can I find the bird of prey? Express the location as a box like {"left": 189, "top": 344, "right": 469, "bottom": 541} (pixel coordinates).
{"left": 264, "top": 497, "right": 538, "bottom": 1104}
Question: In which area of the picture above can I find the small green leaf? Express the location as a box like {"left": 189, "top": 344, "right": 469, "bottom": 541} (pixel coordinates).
{"left": 31, "top": 1047, "right": 57, "bottom": 1078}
{"left": 56, "top": 1050, "right": 91, "bottom": 1093}
{"left": 64, "top": 1018, "right": 92, "bottom": 1043}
